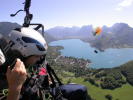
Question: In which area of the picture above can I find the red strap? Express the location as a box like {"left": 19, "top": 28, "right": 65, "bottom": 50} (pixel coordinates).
{"left": 39, "top": 67, "right": 47, "bottom": 75}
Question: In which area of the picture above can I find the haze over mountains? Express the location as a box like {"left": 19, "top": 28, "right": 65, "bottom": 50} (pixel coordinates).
{"left": 0, "top": 22, "right": 53, "bottom": 43}
{"left": 45, "top": 23, "right": 133, "bottom": 50}
{"left": 0, "top": 22, "right": 21, "bottom": 36}
{"left": 45, "top": 25, "right": 93, "bottom": 41}
{"left": 0, "top": 22, "right": 133, "bottom": 50}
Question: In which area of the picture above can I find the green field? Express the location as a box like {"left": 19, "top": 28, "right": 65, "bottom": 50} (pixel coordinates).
{"left": 70, "top": 77, "right": 133, "bottom": 100}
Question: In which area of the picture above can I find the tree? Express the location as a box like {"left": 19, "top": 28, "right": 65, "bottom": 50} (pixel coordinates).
{"left": 105, "top": 94, "right": 113, "bottom": 100}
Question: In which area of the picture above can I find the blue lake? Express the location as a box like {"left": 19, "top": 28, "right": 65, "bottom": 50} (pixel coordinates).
{"left": 49, "top": 39, "right": 133, "bottom": 68}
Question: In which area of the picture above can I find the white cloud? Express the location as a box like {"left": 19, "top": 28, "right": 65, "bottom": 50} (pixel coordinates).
{"left": 119, "top": 0, "right": 133, "bottom": 7}
{"left": 115, "top": 0, "right": 133, "bottom": 11}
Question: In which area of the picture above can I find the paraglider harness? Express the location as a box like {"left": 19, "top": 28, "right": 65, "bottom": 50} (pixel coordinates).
{"left": 20, "top": 58, "right": 64, "bottom": 100}
{"left": 0, "top": 0, "right": 90, "bottom": 100}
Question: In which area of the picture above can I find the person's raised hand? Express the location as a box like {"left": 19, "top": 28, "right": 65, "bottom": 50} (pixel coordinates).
{"left": 6, "top": 58, "right": 27, "bottom": 91}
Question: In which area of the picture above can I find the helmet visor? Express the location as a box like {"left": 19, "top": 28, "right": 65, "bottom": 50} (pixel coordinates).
{"left": 22, "top": 36, "right": 46, "bottom": 51}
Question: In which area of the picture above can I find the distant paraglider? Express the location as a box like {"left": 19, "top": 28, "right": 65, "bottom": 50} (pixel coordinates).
{"left": 92, "top": 26, "right": 102, "bottom": 54}
{"left": 93, "top": 27, "right": 102, "bottom": 36}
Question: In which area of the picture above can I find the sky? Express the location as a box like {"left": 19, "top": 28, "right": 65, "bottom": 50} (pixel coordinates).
{"left": 0, "top": 0, "right": 133, "bottom": 29}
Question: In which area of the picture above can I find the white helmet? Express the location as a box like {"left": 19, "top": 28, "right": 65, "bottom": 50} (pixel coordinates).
{"left": 8, "top": 27, "right": 48, "bottom": 57}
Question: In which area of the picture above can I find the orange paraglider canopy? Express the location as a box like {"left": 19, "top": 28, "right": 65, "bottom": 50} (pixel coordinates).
{"left": 93, "top": 27, "right": 102, "bottom": 36}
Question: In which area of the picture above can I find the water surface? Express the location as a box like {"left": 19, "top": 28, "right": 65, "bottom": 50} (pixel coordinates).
{"left": 49, "top": 39, "right": 133, "bottom": 68}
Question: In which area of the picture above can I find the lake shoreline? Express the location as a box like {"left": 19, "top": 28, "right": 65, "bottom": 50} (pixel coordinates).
{"left": 49, "top": 39, "right": 133, "bottom": 69}
{"left": 46, "top": 45, "right": 133, "bottom": 91}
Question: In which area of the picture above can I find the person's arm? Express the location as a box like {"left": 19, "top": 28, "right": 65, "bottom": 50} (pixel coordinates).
{"left": 6, "top": 58, "right": 27, "bottom": 100}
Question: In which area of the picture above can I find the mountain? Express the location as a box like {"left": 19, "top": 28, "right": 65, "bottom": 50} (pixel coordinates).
{"left": 44, "top": 32, "right": 57, "bottom": 43}
{"left": 0, "top": 22, "right": 54, "bottom": 43}
{"left": 45, "top": 25, "right": 93, "bottom": 40}
{"left": 0, "top": 22, "right": 21, "bottom": 36}
{"left": 1, "top": 22, "right": 133, "bottom": 50}
{"left": 88, "top": 23, "right": 133, "bottom": 50}
{"left": 46, "top": 23, "right": 133, "bottom": 50}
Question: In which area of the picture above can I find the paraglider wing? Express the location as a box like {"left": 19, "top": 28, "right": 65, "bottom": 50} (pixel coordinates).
{"left": 93, "top": 27, "right": 102, "bottom": 36}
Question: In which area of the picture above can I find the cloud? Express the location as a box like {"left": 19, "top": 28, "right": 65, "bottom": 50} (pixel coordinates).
{"left": 115, "top": 0, "right": 133, "bottom": 11}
